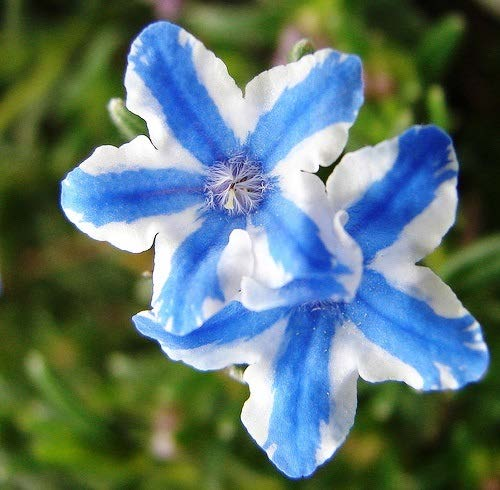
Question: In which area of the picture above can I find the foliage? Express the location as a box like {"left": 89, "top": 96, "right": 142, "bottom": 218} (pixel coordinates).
{"left": 0, "top": 0, "right": 499, "bottom": 488}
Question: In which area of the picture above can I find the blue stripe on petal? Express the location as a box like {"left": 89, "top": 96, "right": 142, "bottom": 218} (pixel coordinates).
{"left": 128, "top": 22, "right": 239, "bottom": 165}
{"left": 345, "top": 126, "right": 457, "bottom": 263}
{"left": 344, "top": 269, "right": 489, "bottom": 390}
{"left": 263, "top": 306, "right": 337, "bottom": 478}
{"left": 134, "top": 301, "right": 287, "bottom": 353}
{"left": 155, "top": 211, "right": 246, "bottom": 335}
{"left": 248, "top": 51, "right": 363, "bottom": 173}
{"left": 61, "top": 167, "right": 205, "bottom": 226}
{"left": 251, "top": 189, "right": 349, "bottom": 304}
{"left": 273, "top": 275, "right": 348, "bottom": 308}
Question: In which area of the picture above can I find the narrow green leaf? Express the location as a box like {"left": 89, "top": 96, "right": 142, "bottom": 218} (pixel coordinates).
{"left": 287, "top": 38, "right": 315, "bottom": 62}
{"left": 25, "top": 351, "right": 109, "bottom": 442}
{"left": 107, "top": 98, "right": 147, "bottom": 141}
{"left": 0, "top": 21, "right": 86, "bottom": 134}
{"left": 426, "top": 85, "right": 452, "bottom": 130}
{"left": 439, "top": 234, "right": 500, "bottom": 290}
{"left": 417, "top": 14, "right": 465, "bottom": 83}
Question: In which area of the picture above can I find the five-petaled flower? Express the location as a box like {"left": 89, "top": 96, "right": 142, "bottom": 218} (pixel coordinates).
{"left": 61, "top": 21, "right": 364, "bottom": 335}
{"left": 134, "top": 126, "right": 489, "bottom": 478}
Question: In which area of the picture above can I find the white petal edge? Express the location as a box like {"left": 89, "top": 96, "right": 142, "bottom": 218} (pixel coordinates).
{"left": 241, "top": 318, "right": 289, "bottom": 448}
{"left": 64, "top": 209, "right": 177, "bottom": 254}
{"left": 434, "top": 362, "right": 459, "bottom": 389}
{"left": 274, "top": 122, "right": 351, "bottom": 174}
{"left": 125, "top": 63, "right": 208, "bottom": 173}
{"left": 240, "top": 276, "right": 288, "bottom": 311}
{"left": 217, "top": 228, "right": 254, "bottom": 302}
{"left": 326, "top": 134, "right": 399, "bottom": 214}
{"left": 79, "top": 135, "right": 203, "bottom": 176}
{"left": 341, "top": 321, "right": 425, "bottom": 389}
{"left": 316, "top": 322, "right": 359, "bottom": 466}
{"left": 243, "top": 49, "right": 334, "bottom": 136}
{"left": 156, "top": 313, "right": 288, "bottom": 371}
{"left": 177, "top": 28, "right": 249, "bottom": 143}
{"left": 368, "top": 262, "right": 469, "bottom": 319}
{"left": 150, "top": 206, "right": 204, "bottom": 306}
{"left": 368, "top": 177, "right": 458, "bottom": 265}
{"left": 244, "top": 224, "right": 293, "bottom": 290}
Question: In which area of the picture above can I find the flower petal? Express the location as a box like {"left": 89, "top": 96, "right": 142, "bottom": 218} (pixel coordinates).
{"left": 133, "top": 301, "right": 288, "bottom": 370}
{"left": 126, "top": 21, "right": 243, "bottom": 165}
{"left": 61, "top": 135, "right": 205, "bottom": 252}
{"left": 242, "top": 179, "right": 361, "bottom": 310}
{"left": 245, "top": 49, "right": 363, "bottom": 173}
{"left": 344, "top": 269, "right": 489, "bottom": 391}
{"left": 327, "top": 125, "right": 458, "bottom": 264}
{"left": 241, "top": 307, "right": 358, "bottom": 478}
{"left": 150, "top": 212, "right": 252, "bottom": 335}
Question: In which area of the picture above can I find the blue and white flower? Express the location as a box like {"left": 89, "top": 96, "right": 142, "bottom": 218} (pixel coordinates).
{"left": 60, "top": 21, "right": 364, "bottom": 335}
{"left": 134, "top": 125, "right": 489, "bottom": 478}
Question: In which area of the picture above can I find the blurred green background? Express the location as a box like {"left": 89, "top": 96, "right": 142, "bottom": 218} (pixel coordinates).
{"left": 1, "top": 0, "right": 499, "bottom": 488}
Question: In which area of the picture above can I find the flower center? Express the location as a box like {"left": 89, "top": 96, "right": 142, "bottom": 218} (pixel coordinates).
{"left": 205, "top": 154, "right": 267, "bottom": 215}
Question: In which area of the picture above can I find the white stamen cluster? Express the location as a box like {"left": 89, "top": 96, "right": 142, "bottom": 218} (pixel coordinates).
{"left": 205, "top": 154, "right": 267, "bottom": 215}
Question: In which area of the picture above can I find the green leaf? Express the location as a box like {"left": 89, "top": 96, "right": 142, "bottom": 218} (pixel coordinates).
{"left": 417, "top": 14, "right": 465, "bottom": 83}
{"left": 184, "top": 3, "right": 280, "bottom": 49}
{"left": 0, "top": 21, "right": 86, "bottom": 134}
{"left": 107, "top": 98, "right": 147, "bottom": 141}
{"left": 25, "top": 351, "right": 110, "bottom": 442}
{"left": 287, "top": 38, "right": 315, "bottom": 62}
{"left": 439, "top": 234, "right": 500, "bottom": 291}
{"left": 426, "top": 85, "right": 452, "bottom": 130}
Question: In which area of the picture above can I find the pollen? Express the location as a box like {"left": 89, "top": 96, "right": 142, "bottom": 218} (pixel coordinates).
{"left": 205, "top": 154, "right": 267, "bottom": 215}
